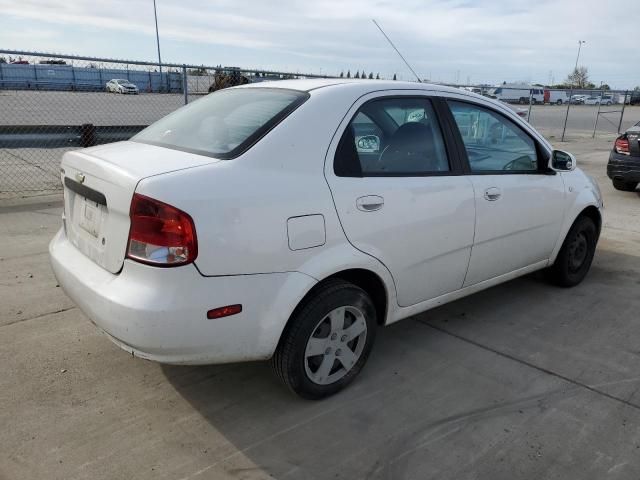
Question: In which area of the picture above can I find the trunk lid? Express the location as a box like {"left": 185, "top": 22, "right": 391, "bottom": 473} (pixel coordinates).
{"left": 626, "top": 126, "right": 640, "bottom": 157}
{"left": 61, "top": 141, "right": 219, "bottom": 273}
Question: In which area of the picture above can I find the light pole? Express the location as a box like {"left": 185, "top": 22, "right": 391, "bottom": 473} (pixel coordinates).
{"left": 574, "top": 40, "right": 586, "bottom": 72}
{"left": 562, "top": 40, "right": 586, "bottom": 141}
{"left": 153, "top": 0, "right": 163, "bottom": 85}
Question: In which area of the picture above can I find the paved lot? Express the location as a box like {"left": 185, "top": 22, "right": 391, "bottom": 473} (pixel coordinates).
{"left": 1, "top": 138, "right": 640, "bottom": 479}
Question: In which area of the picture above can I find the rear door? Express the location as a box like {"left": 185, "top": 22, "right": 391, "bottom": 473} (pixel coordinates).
{"left": 446, "top": 100, "right": 565, "bottom": 286}
{"left": 325, "top": 93, "right": 475, "bottom": 307}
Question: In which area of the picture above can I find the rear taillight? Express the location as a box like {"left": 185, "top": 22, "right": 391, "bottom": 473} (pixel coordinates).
{"left": 127, "top": 193, "right": 197, "bottom": 266}
{"left": 615, "top": 136, "right": 630, "bottom": 155}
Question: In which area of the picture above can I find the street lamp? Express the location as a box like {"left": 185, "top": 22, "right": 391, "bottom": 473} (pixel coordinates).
{"left": 153, "top": 0, "right": 162, "bottom": 76}
{"left": 574, "top": 40, "right": 586, "bottom": 72}
{"left": 562, "top": 40, "right": 586, "bottom": 142}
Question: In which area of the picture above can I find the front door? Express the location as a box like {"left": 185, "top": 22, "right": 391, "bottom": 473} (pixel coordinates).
{"left": 447, "top": 100, "right": 565, "bottom": 286}
{"left": 326, "top": 95, "right": 475, "bottom": 307}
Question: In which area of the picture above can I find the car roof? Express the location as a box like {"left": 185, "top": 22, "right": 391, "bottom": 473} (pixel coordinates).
{"left": 240, "top": 78, "right": 464, "bottom": 96}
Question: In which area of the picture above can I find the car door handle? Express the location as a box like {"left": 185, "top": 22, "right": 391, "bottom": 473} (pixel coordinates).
{"left": 356, "top": 195, "right": 384, "bottom": 212}
{"left": 483, "top": 187, "right": 502, "bottom": 201}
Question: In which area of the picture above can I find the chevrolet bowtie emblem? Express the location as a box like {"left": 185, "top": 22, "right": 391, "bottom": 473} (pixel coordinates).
{"left": 75, "top": 172, "right": 85, "bottom": 184}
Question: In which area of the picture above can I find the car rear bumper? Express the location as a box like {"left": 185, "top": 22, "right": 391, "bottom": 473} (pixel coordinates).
{"left": 607, "top": 151, "right": 640, "bottom": 182}
{"left": 49, "top": 228, "right": 316, "bottom": 365}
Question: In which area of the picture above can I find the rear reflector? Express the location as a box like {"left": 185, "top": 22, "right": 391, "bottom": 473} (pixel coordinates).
{"left": 615, "top": 137, "right": 630, "bottom": 155}
{"left": 127, "top": 193, "right": 197, "bottom": 266}
{"left": 207, "top": 304, "right": 242, "bottom": 319}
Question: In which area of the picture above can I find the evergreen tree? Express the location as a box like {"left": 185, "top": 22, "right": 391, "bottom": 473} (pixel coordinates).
{"left": 355, "top": 71, "right": 360, "bottom": 79}
{"left": 376, "top": 73, "right": 380, "bottom": 79}
{"left": 346, "top": 70, "right": 351, "bottom": 78}
{"left": 393, "top": 73, "right": 397, "bottom": 81}
{"left": 339, "top": 71, "right": 344, "bottom": 78}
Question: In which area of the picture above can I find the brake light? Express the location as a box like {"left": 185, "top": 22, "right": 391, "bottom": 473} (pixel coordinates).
{"left": 127, "top": 193, "right": 197, "bottom": 266}
{"left": 615, "top": 137, "right": 630, "bottom": 155}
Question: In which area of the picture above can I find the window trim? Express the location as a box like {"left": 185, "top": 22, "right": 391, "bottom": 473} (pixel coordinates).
{"left": 444, "top": 98, "right": 552, "bottom": 176}
{"left": 132, "top": 87, "right": 310, "bottom": 160}
{"left": 333, "top": 95, "right": 462, "bottom": 178}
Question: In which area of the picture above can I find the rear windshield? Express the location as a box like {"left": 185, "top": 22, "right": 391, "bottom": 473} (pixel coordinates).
{"left": 132, "top": 88, "right": 308, "bottom": 159}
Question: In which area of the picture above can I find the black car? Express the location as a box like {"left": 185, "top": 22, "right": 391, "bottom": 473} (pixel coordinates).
{"left": 607, "top": 122, "right": 640, "bottom": 191}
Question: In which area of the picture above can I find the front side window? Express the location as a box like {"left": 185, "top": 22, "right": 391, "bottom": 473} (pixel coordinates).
{"left": 334, "top": 97, "right": 449, "bottom": 176}
{"left": 133, "top": 88, "right": 308, "bottom": 159}
{"left": 449, "top": 101, "right": 538, "bottom": 172}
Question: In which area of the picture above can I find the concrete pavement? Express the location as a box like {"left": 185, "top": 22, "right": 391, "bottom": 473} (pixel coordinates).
{"left": 1, "top": 137, "right": 640, "bottom": 480}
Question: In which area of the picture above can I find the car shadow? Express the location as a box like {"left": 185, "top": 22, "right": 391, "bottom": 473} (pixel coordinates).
{"left": 161, "top": 245, "right": 640, "bottom": 479}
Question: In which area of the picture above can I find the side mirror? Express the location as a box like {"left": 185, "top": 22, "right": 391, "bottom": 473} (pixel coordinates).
{"left": 549, "top": 150, "right": 576, "bottom": 172}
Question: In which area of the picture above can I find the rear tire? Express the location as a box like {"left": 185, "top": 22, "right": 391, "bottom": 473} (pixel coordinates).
{"left": 557, "top": 99, "right": 563, "bottom": 105}
{"left": 272, "top": 279, "right": 377, "bottom": 400}
{"left": 546, "top": 216, "right": 597, "bottom": 287}
{"left": 612, "top": 179, "right": 638, "bottom": 192}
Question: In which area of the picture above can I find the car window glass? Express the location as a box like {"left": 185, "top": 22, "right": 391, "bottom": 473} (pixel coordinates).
{"left": 449, "top": 101, "right": 538, "bottom": 172}
{"left": 133, "top": 88, "right": 307, "bottom": 158}
{"left": 334, "top": 98, "right": 449, "bottom": 176}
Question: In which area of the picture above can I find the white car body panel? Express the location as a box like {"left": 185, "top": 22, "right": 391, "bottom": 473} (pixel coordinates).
{"left": 50, "top": 79, "right": 603, "bottom": 364}
{"left": 463, "top": 173, "right": 565, "bottom": 286}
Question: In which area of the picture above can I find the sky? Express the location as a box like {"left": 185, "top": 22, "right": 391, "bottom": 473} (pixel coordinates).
{"left": 1, "top": 0, "right": 638, "bottom": 89}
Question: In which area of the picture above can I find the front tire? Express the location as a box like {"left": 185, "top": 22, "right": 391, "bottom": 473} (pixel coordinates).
{"left": 546, "top": 216, "right": 597, "bottom": 287}
{"left": 272, "top": 279, "right": 377, "bottom": 399}
{"left": 612, "top": 179, "right": 638, "bottom": 192}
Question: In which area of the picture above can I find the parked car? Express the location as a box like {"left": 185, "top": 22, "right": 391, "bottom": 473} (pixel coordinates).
{"left": 607, "top": 121, "right": 640, "bottom": 191}
{"left": 544, "top": 89, "right": 569, "bottom": 105}
{"left": 106, "top": 79, "right": 139, "bottom": 94}
{"left": 50, "top": 80, "right": 603, "bottom": 399}
{"left": 584, "top": 95, "right": 614, "bottom": 106}
{"left": 489, "top": 84, "right": 544, "bottom": 104}
{"left": 570, "top": 94, "right": 589, "bottom": 104}
{"left": 629, "top": 90, "right": 640, "bottom": 105}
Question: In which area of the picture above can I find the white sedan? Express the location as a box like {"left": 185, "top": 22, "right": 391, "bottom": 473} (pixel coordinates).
{"left": 106, "top": 78, "right": 139, "bottom": 94}
{"left": 50, "top": 80, "right": 603, "bottom": 399}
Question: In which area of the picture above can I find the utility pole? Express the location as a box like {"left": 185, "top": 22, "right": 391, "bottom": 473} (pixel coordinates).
{"left": 153, "top": 0, "right": 162, "bottom": 76}
{"left": 562, "top": 40, "right": 586, "bottom": 142}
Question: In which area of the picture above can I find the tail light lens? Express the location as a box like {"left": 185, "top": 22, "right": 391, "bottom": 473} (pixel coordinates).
{"left": 615, "top": 136, "right": 630, "bottom": 155}
{"left": 127, "top": 193, "right": 197, "bottom": 266}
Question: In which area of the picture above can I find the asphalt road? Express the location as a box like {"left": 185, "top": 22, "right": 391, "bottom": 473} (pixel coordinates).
{"left": 1, "top": 139, "right": 640, "bottom": 479}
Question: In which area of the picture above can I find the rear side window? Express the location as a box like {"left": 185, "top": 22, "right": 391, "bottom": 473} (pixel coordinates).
{"left": 334, "top": 97, "right": 449, "bottom": 176}
{"left": 449, "top": 101, "right": 538, "bottom": 173}
{"left": 133, "top": 88, "right": 308, "bottom": 159}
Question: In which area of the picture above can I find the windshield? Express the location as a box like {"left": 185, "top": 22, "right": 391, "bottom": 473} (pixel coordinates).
{"left": 133, "top": 88, "right": 308, "bottom": 159}
{"left": 116, "top": 79, "right": 130, "bottom": 84}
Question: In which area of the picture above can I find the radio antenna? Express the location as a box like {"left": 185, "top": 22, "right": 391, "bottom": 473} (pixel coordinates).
{"left": 372, "top": 19, "right": 422, "bottom": 82}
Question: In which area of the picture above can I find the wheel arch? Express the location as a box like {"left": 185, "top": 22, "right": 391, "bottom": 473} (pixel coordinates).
{"left": 550, "top": 202, "right": 602, "bottom": 264}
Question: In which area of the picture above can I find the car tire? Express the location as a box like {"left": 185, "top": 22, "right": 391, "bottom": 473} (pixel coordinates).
{"left": 557, "top": 99, "right": 563, "bottom": 105}
{"left": 272, "top": 279, "right": 377, "bottom": 399}
{"left": 546, "top": 216, "right": 597, "bottom": 287}
{"left": 519, "top": 98, "right": 527, "bottom": 105}
{"left": 612, "top": 179, "right": 638, "bottom": 192}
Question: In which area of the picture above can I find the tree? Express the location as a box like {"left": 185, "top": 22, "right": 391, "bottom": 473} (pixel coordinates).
{"left": 368, "top": 72, "right": 373, "bottom": 79}
{"left": 362, "top": 70, "right": 366, "bottom": 78}
{"left": 0, "top": 56, "right": 6, "bottom": 64}
{"left": 346, "top": 70, "right": 351, "bottom": 78}
{"left": 355, "top": 71, "right": 360, "bottom": 78}
{"left": 393, "top": 73, "right": 397, "bottom": 81}
{"left": 339, "top": 71, "right": 344, "bottom": 78}
{"left": 376, "top": 73, "right": 380, "bottom": 79}
{"left": 600, "top": 84, "right": 610, "bottom": 91}
{"left": 565, "top": 66, "right": 590, "bottom": 88}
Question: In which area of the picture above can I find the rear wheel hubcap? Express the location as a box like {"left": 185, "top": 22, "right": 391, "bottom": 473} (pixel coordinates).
{"left": 304, "top": 306, "right": 368, "bottom": 385}
{"left": 568, "top": 231, "right": 588, "bottom": 272}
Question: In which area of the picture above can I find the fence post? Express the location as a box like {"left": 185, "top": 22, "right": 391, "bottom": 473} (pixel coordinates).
{"left": 561, "top": 87, "right": 573, "bottom": 142}
{"left": 527, "top": 90, "right": 533, "bottom": 122}
{"left": 591, "top": 88, "right": 604, "bottom": 138}
{"left": 182, "top": 65, "right": 188, "bottom": 105}
{"left": 617, "top": 91, "right": 627, "bottom": 134}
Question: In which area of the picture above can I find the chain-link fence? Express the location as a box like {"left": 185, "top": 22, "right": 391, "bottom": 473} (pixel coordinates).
{"left": 1, "top": 50, "right": 639, "bottom": 198}
{"left": 0, "top": 50, "right": 328, "bottom": 198}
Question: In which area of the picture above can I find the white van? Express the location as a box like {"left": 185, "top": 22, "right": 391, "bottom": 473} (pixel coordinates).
{"left": 489, "top": 84, "right": 544, "bottom": 104}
